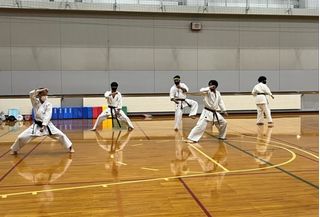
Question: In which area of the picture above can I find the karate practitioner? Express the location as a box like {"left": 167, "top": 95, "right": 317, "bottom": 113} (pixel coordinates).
{"left": 170, "top": 75, "right": 198, "bottom": 131}
{"left": 91, "top": 82, "right": 134, "bottom": 131}
{"left": 10, "top": 88, "right": 74, "bottom": 155}
{"left": 252, "top": 76, "right": 274, "bottom": 126}
{"left": 187, "top": 80, "right": 228, "bottom": 142}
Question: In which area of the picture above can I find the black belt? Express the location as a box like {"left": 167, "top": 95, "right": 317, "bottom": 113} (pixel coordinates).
{"left": 204, "top": 107, "right": 220, "bottom": 125}
{"left": 175, "top": 98, "right": 191, "bottom": 109}
{"left": 108, "top": 106, "right": 122, "bottom": 128}
{"left": 257, "top": 93, "right": 266, "bottom": 95}
{"left": 34, "top": 120, "right": 52, "bottom": 135}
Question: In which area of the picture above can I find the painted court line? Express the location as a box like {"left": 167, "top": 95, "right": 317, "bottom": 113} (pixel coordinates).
{"left": 179, "top": 178, "right": 212, "bottom": 217}
{"left": 0, "top": 138, "right": 46, "bottom": 183}
{"left": 206, "top": 132, "right": 318, "bottom": 190}
{"left": 187, "top": 142, "right": 230, "bottom": 172}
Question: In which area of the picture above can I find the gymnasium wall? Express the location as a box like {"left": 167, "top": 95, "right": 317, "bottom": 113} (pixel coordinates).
{"left": 0, "top": 11, "right": 318, "bottom": 112}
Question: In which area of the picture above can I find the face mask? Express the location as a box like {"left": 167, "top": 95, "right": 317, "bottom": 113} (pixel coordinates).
{"left": 111, "top": 87, "right": 117, "bottom": 92}
{"left": 40, "top": 96, "right": 47, "bottom": 102}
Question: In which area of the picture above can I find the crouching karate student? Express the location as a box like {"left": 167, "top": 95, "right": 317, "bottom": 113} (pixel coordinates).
{"left": 10, "top": 88, "right": 74, "bottom": 155}
{"left": 91, "top": 82, "right": 134, "bottom": 131}
{"left": 170, "top": 75, "right": 198, "bottom": 131}
{"left": 187, "top": 80, "right": 228, "bottom": 143}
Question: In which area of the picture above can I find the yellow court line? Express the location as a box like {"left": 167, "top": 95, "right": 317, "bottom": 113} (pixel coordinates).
{"left": 141, "top": 167, "right": 160, "bottom": 171}
{"left": 131, "top": 143, "right": 144, "bottom": 147}
{"left": 0, "top": 171, "right": 225, "bottom": 199}
{"left": 227, "top": 137, "right": 319, "bottom": 160}
{"left": 187, "top": 143, "right": 230, "bottom": 172}
{"left": 227, "top": 124, "right": 319, "bottom": 159}
{"left": 0, "top": 143, "right": 296, "bottom": 199}
{"left": 228, "top": 144, "right": 296, "bottom": 173}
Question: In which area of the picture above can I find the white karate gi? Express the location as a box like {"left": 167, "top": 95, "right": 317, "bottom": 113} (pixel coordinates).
{"left": 252, "top": 82, "right": 273, "bottom": 124}
{"left": 11, "top": 89, "right": 72, "bottom": 153}
{"left": 169, "top": 83, "right": 198, "bottom": 130}
{"left": 92, "top": 90, "right": 134, "bottom": 130}
{"left": 187, "top": 87, "right": 227, "bottom": 142}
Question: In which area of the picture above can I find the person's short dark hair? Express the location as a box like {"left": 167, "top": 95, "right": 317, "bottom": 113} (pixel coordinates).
{"left": 38, "top": 88, "right": 48, "bottom": 96}
{"left": 110, "top": 82, "right": 118, "bottom": 88}
{"left": 208, "top": 80, "right": 218, "bottom": 87}
{"left": 258, "top": 76, "right": 267, "bottom": 83}
{"left": 173, "top": 75, "right": 180, "bottom": 80}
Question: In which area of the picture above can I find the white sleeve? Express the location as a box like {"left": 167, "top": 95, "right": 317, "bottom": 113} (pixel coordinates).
{"left": 117, "top": 93, "right": 123, "bottom": 109}
{"left": 251, "top": 86, "right": 257, "bottom": 96}
{"left": 200, "top": 87, "right": 210, "bottom": 93}
{"left": 104, "top": 91, "right": 111, "bottom": 98}
{"left": 181, "top": 83, "right": 189, "bottom": 92}
{"left": 42, "top": 103, "right": 52, "bottom": 126}
{"left": 169, "top": 86, "right": 175, "bottom": 99}
{"left": 29, "top": 89, "right": 40, "bottom": 108}
{"left": 264, "top": 85, "right": 272, "bottom": 96}
{"left": 218, "top": 93, "right": 227, "bottom": 112}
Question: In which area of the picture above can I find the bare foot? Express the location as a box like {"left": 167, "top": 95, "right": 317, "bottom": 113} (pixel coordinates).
{"left": 174, "top": 128, "right": 178, "bottom": 132}
{"left": 128, "top": 127, "right": 134, "bottom": 131}
{"left": 90, "top": 128, "right": 96, "bottom": 131}
{"left": 10, "top": 150, "right": 18, "bottom": 155}
{"left": 185, "top": 139, "right": 197, "bottom": 143}
{"left": 68, "top": 146, "right": 75, "bottom": 153}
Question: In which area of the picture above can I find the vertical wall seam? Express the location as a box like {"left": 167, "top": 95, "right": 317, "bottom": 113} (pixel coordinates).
{"left": 238, "top": 20, "right": 241, "bottom": 92}
{"left": 59, "top": 17, "right": 63, "bottom": 95}
{"left": 153, "top": 15, "right": 156, "bottom": 93}
{"left": 9, "top": 17, "right": 13, "bottom": 95}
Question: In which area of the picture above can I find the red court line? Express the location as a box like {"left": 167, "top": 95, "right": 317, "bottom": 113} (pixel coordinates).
{"left": 0, "top": 139, "right": 44, "bottom": 183}
{"left": 179, "top": 178, "right": 213, "bottom": 217}
{"left": 0, "top": 150, "right": 10, "bottom": 159}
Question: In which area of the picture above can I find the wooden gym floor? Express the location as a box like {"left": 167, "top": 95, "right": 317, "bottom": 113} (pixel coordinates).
{"left": 0, "top": 113, "right": 318, "bottom": 217}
